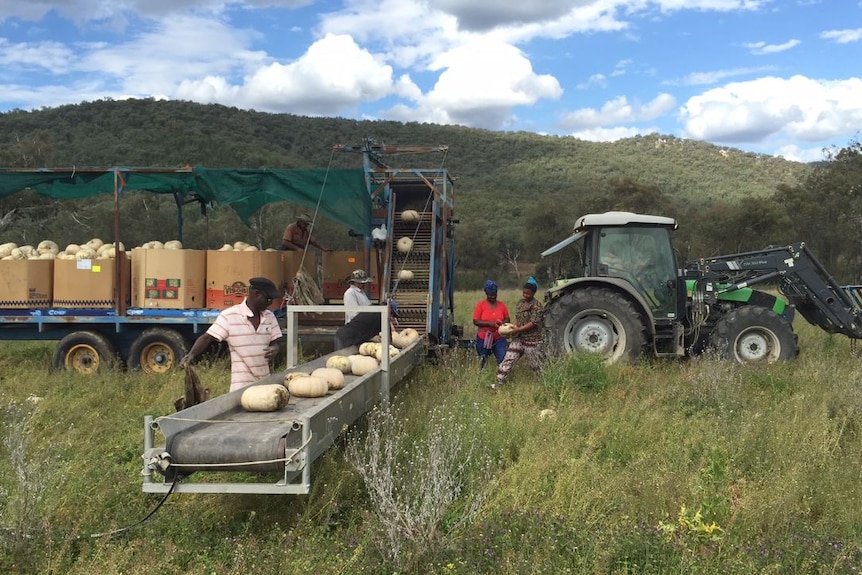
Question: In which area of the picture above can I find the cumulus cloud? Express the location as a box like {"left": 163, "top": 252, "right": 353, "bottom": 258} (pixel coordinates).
{"left": 569, "top": 125, "right": 651, "bottom": 142}
{"left": 820, "top": 28, "right": 862, "bottom": 44}
{"left": 559, "top": 93, "right": 676, "bottom": 130}
{"left": 425, "top": 0, "right": 580, "bottom": 31}
{"left": 382, "top": 38, "right": 562, "bottom": 129}
{"left": 680, "top": 75, "right": 862, "bottom": 144}
{"left": 743, "top": 39, "right": 801, "bottom": 55}
{"left": 178, "top": 33, "right": 395, "bottom": 115}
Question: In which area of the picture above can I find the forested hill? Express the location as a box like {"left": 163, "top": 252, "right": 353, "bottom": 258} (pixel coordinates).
{"left": 0, "top": 98, "right": 828, "bottom": 285}
{"left": 0, "top": 98, "right": 808, "bottom": 203}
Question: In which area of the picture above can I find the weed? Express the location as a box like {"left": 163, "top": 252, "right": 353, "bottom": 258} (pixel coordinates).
{"left": 344, "top": 401, "right": 492, "bottom": 572}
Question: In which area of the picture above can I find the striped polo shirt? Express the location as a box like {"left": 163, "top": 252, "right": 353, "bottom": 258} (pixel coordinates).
{"left": 206, "top": 298, "right": 282, "bottom": 391}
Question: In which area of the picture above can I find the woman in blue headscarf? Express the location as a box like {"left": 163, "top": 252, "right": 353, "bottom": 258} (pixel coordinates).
{"left": 472, "top": 280, "right": 511, "bottom": 369}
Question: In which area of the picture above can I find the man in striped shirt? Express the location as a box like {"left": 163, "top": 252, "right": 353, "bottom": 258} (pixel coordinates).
{"left": 180, "top": 277, "right": 283, "bottom": 392}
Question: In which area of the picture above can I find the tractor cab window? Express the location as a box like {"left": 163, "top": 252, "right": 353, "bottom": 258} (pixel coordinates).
{"left": 598, "top": 227, "right": 677, "bottom": 317}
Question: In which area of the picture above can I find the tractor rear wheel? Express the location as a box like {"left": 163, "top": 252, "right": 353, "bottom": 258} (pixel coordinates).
{"left": 52, "top": 331, "right": 118, "bottom": 375}
{"left": 544, "top": 287, "right": 647, "bottom": 363}
{"left": 710, "top": 306, "right": 798, "bottom": 363}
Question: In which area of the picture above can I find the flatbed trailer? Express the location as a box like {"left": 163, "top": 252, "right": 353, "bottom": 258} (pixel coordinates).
{"left": 0, "top": 307, "right": 343, "bottom": 374}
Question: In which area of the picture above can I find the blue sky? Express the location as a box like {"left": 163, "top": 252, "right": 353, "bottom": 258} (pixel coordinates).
{"left": 0, "top": 0, "right": 860, "bottom": 162}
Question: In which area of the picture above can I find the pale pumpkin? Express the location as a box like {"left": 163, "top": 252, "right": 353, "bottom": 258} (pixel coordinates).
{"left": 396, "top": 237, "right": 413, "bottom": 254}
{"left": 287, "top": 376, "right": 329, "bottom": 398}
{"left": 312, "top": 367, "right": 346, "bottom": 390}
{"left": 350, "top": 355, "right": 379, "bottom": 376}
{"left": 401, "top": 209, "right": 420, "bottom": 222}
{"left": 241, "top": 384, "right": 290, "bottom": 412}
{"left": 325, "top": 355, "right": 353, "bottom": 373}
{"left": 283, "top": 371, "right": 310, "bottom": 384}
{"left": 397, "top": 269, "right": 414, "bottom": 281}
{"left": 498, "top": 323, "right": 517, "bottom": 337}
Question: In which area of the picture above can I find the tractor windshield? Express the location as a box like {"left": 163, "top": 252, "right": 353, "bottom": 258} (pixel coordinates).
{"left": 598, "top": 226, "right": 677, "bottom": 318}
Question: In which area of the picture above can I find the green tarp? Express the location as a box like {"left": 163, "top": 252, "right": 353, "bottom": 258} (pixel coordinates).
{"left": 0, "top": 166, "right": 372, "bottom": 234}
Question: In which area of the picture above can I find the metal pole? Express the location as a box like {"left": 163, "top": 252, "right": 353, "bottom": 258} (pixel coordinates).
{"left": 142, "top": 415, "right": 153, "bottom": 484}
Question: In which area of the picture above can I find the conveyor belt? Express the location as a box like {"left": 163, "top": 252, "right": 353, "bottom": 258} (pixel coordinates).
{"left": 390, "top": 211, "right": 433, "bottom": 335}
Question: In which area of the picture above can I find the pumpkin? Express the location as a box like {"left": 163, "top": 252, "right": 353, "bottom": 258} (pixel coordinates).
{"left": 350, "top": 355, "right": 379, "bottom": 376}
{"left": 312, "top": 367, "right": 346, "bottom": 390}
{"left": 398, "top": 269, "right": 414, "bottom": 281}
{"left": 85, "top": 238, "right": 104, "bottom": 251}
{"left": 397, "top": 237, "right": 413, "bottom": 254}
{"left": 326, "top": 355, "right": 353, "bottom": 373}
{"left": 401, "top": 209, "right": 420, "bottom": 222}
{"left": 283, "top": 371, "right": 310, "bottom": 384}
{"left": 241, "top": 384, "right": 290, "bottom": 412}
{"left": 164, "top": 240, "right": 183, "bottom": 250}
{"left": 393, "top": 328, "right": 421, "bottom": 348}
{"left": 218, "top": 243, "right": 233, "bottom": 251}
{"left": 37, "top": 240, "right": 59, "bottom": 255}
{"left": 358, "top": 341, "right": 379, "bottom": 356}
{"left": 375, "top": 344, "right": 400, "bottom": 362}
{"left": 498, "top": 323, "right": 517, "bottom": 337}
{"left": 287, "top": 376, "right": 329, "bottom": 398}
{"left": 233, "top": 241, "right": 250, "bottom": 251}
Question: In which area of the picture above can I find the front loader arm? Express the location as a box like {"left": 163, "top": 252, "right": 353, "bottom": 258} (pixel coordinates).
{"left": 689, "top": 243, "right": 862, "bottom": 339}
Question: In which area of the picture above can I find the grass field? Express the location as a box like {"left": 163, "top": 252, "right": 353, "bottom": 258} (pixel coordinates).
{"left": 1, "top": 297, "right": 861, "bottom": 574}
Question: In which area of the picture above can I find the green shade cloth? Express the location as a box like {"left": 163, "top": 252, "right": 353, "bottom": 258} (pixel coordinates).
{"left": 0, "top": 166, "right": 372, "bottom": 234}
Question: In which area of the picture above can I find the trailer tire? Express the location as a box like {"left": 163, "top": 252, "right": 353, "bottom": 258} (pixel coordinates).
{"left": 52, "top": 331, "right": 118, "bottom": 375}
{"left": 544, "top": 287, "right": 646, "bottom": 364}
{"left": 128, "top": 328, "right": 189, "bottom": 375}
{"left": 710, "top": 306, "right": 798, "bottom": 363}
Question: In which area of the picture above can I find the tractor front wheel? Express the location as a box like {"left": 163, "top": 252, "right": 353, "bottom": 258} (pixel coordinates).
{"left": 710, "top": 306, "right": 798, "bottom": 363}
{"left": 544, "top": 287, "right": 647, "bottom": 364}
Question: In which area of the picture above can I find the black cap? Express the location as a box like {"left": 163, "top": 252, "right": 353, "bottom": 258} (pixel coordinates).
{"left": 249, "top": 277, "right": 280, "bottom": 299}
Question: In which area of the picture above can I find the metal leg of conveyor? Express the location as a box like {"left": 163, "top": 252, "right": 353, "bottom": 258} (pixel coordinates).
{"left": 142, "top": 415, "right": 153, "bottom": 485}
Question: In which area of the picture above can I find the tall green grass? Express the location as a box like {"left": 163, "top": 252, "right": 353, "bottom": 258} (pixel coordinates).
{"left": 1, "top": 320, "right": 861, "bottom": 574}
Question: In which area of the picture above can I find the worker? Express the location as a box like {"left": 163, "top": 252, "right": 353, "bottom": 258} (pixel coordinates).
{"left": 281, "top": 213, "right": 331, "bottom": 251}
{"left": 492, "top": 277, "right": 544, "bottom": 389}
{"left": 179, "top": 277, "right": 282, "bottom": 393}
{"left": 472, "top": 279, "right": 510, "bottom": 369}
{"left": 334, "top": 269, "right": 397, "bottom": 349}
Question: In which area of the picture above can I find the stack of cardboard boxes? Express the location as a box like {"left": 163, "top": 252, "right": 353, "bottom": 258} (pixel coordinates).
{"left": 0, "top": 248, "right": 379, "bottom": 310}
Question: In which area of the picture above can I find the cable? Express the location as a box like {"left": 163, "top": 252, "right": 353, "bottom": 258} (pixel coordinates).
{"left": 83, "top": 479, "right": 178, "bottom": 540}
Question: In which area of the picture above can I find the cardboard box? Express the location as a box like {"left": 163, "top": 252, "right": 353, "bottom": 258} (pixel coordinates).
{"left": 0, "top": 260, "right": 53, "bottom": 308}
{"left": 131, "top": 248, "right": 206, "bottom": 309}
{"left": 322, "top": 250, "right": 380, "bottom": 301}
{"left": 281, "top": 250, "right": 317, "bottom": 285}
{"left": 206, "top": 250, "right": 284, "bottom": 309}
{"left": 53, "top": 255, "right": 131, "bottom": 309}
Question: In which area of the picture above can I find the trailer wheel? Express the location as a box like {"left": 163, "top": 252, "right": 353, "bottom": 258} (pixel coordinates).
{"left": 52, "top": 331, "right": 118, "bottom": 375}
{"left": 544, "top": 287, "right": 646, "bottom": 363}
{"left": 128, "top": 328, "right": 189, "bottom": 375}
{"left": 710, "top": 306, "right": 798, "bottom": 363}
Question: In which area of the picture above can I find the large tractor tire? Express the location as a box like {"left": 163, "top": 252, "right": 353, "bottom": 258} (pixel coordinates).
{"left": 710, "top": 306, "right": 798, "bottom": 363}
{"left": 544, "top": 287, "right": 647, "bottom": 364}
{"left": 127, "top": 328, "right": 189, "bottom": 375}
{"left": 52, "top": 331, "right": 118, "bottom": 375}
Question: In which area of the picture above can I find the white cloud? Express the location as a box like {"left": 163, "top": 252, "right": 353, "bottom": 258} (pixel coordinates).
{"left": 382, "top": 38, "right": 562, "bottom": 129}
{"left": 774, "top": 143, "right": 831, "bottom": 163}
{"left": 743, "top": 39, "right": 801, "bottom": 55}
{"left": 569, "top": 125, "right": 651, "bottom": 142}
{"left": 178, "top": 33, "right": 395, "bottom": 115}
{"left": 680, "top": 75, "right": 862, "bottom": 144}
{"left": 678, "top": 66, "right": 773, "bottom": 86}
{"left": 559, "top": 93, "right": 676, "bottom": 130}
{"left": 820, "top": 28, "right": 862, "bottom": 44}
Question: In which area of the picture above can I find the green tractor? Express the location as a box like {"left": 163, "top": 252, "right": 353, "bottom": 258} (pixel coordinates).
{"left": 541, "top": 211, "right": 862, "bottom": 363}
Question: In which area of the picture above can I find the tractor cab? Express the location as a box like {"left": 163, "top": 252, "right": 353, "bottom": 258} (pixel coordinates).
{"left": 543, "top": 211, "right": 681, "bottom": 320}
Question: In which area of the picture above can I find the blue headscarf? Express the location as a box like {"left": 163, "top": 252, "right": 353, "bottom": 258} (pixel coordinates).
{"left": 524, "top": 276, "right": 539, "bottom": 292}
{"left": 484, "top": 280, "right": 498, "bottom": 295}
